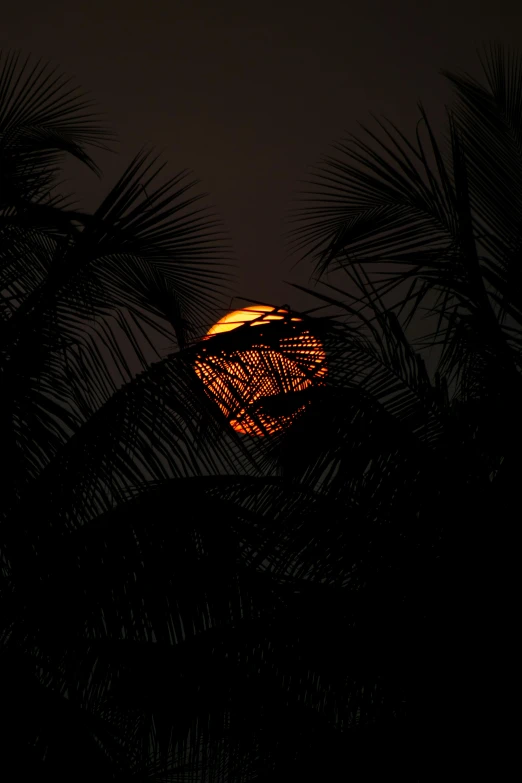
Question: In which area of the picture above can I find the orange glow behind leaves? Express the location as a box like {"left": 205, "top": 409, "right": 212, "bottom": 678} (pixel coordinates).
{"left": 194, "top": 306, "right": 326, "bottom": 436}
{"left": 206, "top": 305, "right": 279, "bottom": 335}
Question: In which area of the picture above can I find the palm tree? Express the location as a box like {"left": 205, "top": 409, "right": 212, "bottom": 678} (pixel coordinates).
{"left": 0, "top": 50, "right": 365, "bottom": 783}
{"left": 2, "top": 41, "right": 520, "bottom": 781}
{"left": 283, "top": 41, "right": 521, "bottom": 777}
{"left": 0, "top": 50, "right": 257, "bottom": 780}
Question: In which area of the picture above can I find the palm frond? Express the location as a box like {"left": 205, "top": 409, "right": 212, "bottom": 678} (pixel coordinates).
{"left": 5, "top": 473, "right": 398, "bottom": 781}
{"left": 0, "top": 49, "right": 115, "bottom": 206}
{"left": 286, "top": 46, "right": 522, "bottom": 401}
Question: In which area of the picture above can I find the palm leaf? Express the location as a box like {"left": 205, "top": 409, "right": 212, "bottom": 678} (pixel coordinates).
{"left": 286, "top": 47, "right": 522, "bottom": 403}
{"left": 0, "top": 49, "right": 115, "bottom": 208}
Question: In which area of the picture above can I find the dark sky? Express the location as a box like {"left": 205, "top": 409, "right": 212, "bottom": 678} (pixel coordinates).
{"left": 3, "top": 0, "right": 522, "bottom": 317}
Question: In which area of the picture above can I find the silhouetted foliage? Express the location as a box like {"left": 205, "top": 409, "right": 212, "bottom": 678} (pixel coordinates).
{"left": 1, "top": 43, "right": 519, "bottom": 780}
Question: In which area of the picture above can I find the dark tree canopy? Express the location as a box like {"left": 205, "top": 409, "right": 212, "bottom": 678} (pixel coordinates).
{"left": 0, "top": 44, "right": 519, "bottom": 780}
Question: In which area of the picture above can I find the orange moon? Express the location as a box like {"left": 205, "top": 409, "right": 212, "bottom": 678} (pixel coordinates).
{"left": 193, "top": 305, "right": 327, "bottom": 436}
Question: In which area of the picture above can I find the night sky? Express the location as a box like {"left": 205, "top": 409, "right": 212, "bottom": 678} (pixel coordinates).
{"left": 4, "top": 0, "right": 522, "bottom": 318}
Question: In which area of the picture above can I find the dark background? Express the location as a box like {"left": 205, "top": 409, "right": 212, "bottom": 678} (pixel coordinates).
{"left": 3, "top": 0, "right": 522, "bottom": 319}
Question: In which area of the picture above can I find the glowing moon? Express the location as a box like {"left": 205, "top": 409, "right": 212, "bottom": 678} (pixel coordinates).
{"left": 194, "top": 305, "right": 327, "bottom": 436}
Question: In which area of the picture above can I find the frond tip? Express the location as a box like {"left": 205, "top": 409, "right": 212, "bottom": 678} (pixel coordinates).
{"left": 0, "top": 48, "right": 116, "bottom": 204}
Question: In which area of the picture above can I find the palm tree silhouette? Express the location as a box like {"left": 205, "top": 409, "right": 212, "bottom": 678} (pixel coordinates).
{"left": 284, "top": 41, "right": 520, "bottom": 778}
{"left": 0, "top": 50, "right": 253, "bottom": 780}
{"left": 1, "top": 43, "right": 518, "bottom": 780}
{"left": 0, "top": 50, "right": 354, "bottom": 783}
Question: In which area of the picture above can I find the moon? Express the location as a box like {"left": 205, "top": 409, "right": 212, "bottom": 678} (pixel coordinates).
{"left": 194, "top": 305, "right": 326, "bottom": 436}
